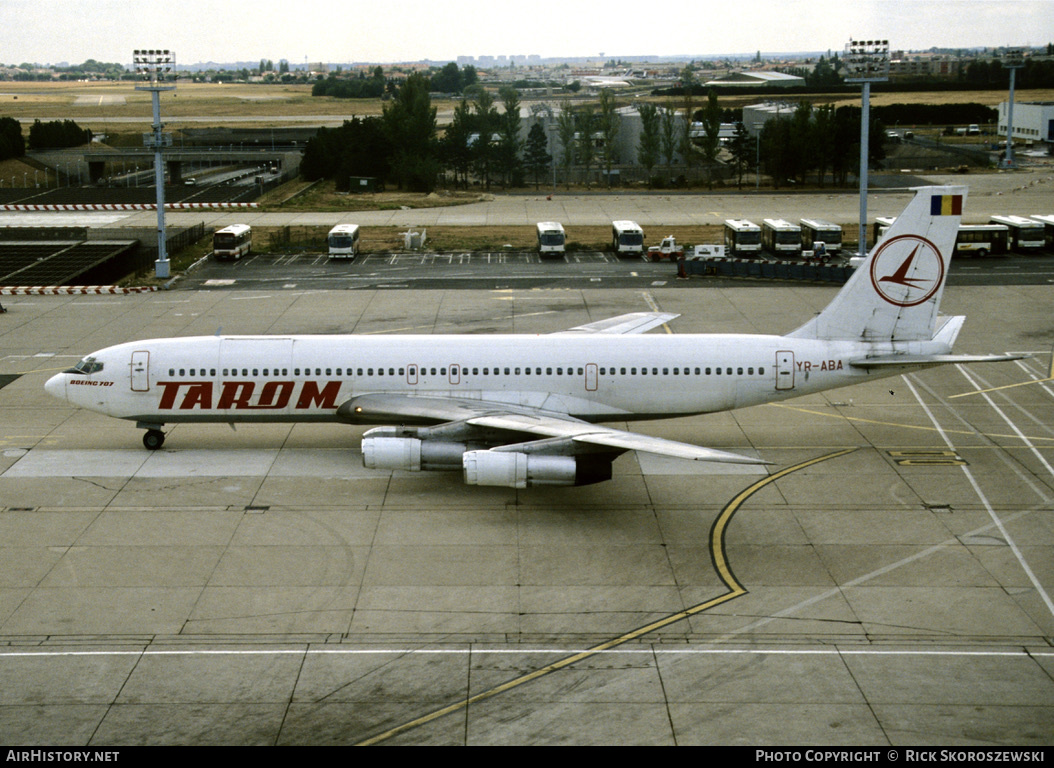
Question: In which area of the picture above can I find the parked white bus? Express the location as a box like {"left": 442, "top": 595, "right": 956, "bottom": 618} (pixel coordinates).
{"left": 955, "top": 224, "right": 1008, "bottom": 257}
{"left": 328, "top": 224, "right": 361, "bottom": 258}
{"left": 762, "top": 218, "right": 802, "bottom": 256}
{"left": 537, "top": 222, "right": 566, "bottom": 256}
{"left": 878, "top": 218, "right": 1008, "bottom": 257}
{"left": 800, "top": 218, "right": 843, "bottom": 254}
{"left": 723, "top": 219, "right": 761, "bottom": 256}
{"left": 212, "top": 224, "right": 252, "bottom": 261}
{"left": 1030, "top": 215, "right": 1054, "bottom": 249}
{"left": 611, "top": 220, "right": 645, "bottom": 255}
{"left": 989, "top": 215, "right": 1045, "bottom": 252}
{"left": 873, "top": 216, "right": 897, "bottom": 243}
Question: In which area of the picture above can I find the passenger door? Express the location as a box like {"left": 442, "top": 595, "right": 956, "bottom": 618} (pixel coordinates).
{"left": 130, "top": 350, "right": 150, "bottom": 392}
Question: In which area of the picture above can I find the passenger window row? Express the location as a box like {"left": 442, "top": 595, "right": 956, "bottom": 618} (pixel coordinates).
{"left": 166, "top": 365, "right": 768, "bottom": 378}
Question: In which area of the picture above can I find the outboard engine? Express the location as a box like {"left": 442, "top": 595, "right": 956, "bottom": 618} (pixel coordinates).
{"left": 462, "top": 450, "right": 613, "bottom": 488}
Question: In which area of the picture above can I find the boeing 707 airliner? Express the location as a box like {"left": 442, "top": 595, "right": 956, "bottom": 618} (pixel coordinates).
{"left": 45, "top": 186, "right": 1020, "bottom": 487}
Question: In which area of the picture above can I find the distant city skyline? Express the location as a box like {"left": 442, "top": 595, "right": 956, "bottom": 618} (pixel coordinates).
{"left": 1, "top": 0, "right": 1050, "bottom": 68}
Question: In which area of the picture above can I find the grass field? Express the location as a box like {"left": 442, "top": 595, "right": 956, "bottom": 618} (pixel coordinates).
{"left": 5, "top": 80, "right": 1053, "bottom": 130}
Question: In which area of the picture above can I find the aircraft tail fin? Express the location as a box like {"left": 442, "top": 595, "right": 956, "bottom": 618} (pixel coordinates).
{"left": 788, "top": 185, "right": 966, "bottom": 343}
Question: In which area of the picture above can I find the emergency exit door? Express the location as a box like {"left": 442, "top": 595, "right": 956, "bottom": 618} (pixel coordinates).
{"left": 775, "top": 350, "right": 795, "bottom": 391}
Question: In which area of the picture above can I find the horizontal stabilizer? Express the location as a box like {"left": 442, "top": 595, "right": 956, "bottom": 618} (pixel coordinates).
{"left": 848, "top": 353, "right": 1027, "bottom": 369}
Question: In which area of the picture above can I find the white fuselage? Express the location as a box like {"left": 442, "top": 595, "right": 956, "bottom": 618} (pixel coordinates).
{"left": 48, "top": 333, "right": 882, "bottom": 426}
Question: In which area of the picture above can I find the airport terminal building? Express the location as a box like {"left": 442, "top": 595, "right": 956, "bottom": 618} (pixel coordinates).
{"left": 998, "top": 101, "right": 1054, "bottom": 149}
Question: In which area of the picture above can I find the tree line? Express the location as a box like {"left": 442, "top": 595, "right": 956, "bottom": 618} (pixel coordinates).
{"left": 301, "top": 74, "right": 438, "bottom": 192}
{"left": 0, "top": 119, "right": 91, "bottom": 156}
{"left": 28, "top": 119, "right": 92, "bottom": 150}
{"left": 300, "top": 75, "right": 1004, "bottom": 194}
{"left": 311, "top": 63, "right": 479, "bottom": 100}
{"left": 0, "top": 117, "right": 24, "bottom": 161}
{"left": 302, "top": 75, "right": 534, "bottom": 193}
{"left": 724, "top": 103, "right": 886, "bottom": 190}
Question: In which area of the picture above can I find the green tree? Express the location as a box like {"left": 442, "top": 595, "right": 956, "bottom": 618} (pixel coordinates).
{"left": 524, "top": 122, "right": 552, "bottom": 190}
{"left": 497, "top": 86, "right": 523, "bottom": 187}
{"left": 660, "top": 102, "right": 679, "bottom": 168}
{"left": 0, "top": 117, "right": 25, "bottom": 161}
{"left": 636, "top": 103, "right": 660, "bottom": 185}
{"left": 760, "top": 116, "right": 792, "bottom": 189}
{"left": 431, "top": 62, "right": 462, "bottom": 93}
{"left": 28, "top": 119, "right": 90, "bottom": 150}
{"left": 575, "top": 105, "right": 596, "bottom": 187}
{"left": 556, "top": 100, "right": 577, "bottom": 188}
{"left": 441, "top": 99, "right": 475, "bottom": 189}
{"left": 597, "top": 89, "right": 621, "bottom": 187}
{"left": 788, "top": 101, "right": 814, "bottom": 185}
{"left": 678, "top": 66, "right": 696, "bottom": 177}
{"left": 382, "top": 73, "right": 439, "bottom": 192}
{"left": 813, "top": 103, "right": 836, "bottom": 187}
{"left": 727, "top": 122, "right": 754, "bottom": 189}
{"left": 699, "top": 89, "right": 722, "bottom": 189}
{"left": 471, "top": 88, "right": 499, "bottom": 189}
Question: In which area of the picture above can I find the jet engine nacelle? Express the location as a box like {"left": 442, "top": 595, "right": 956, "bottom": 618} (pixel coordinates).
{"left": 462, "top": 450, "right": 613, "bottom": 488}
{"left": 361, "top": 437, "right": 467, "bottom": 471}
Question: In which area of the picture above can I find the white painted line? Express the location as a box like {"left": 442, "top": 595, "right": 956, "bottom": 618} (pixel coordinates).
{"left": 906, "top": 372, "right": 1054, "bottom": 621}
{"left": 0, "top": 647, "right": 1047, "bottom": 658}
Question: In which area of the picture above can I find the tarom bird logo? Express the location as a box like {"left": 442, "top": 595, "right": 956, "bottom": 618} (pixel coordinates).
{"left": 879, "top": 245, "right": 928, "bottom": 287}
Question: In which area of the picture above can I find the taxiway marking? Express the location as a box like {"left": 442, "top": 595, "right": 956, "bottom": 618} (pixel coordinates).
{"left": 356, "top": 448, "right": 856, "bottom": 746}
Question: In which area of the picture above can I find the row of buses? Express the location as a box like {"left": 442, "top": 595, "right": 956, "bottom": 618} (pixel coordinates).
{"left": 724, "top": 214, "right": 1054, "bottom": 258}
{"left": 212, "top": 215, "right": 1054, "bottom": 263}
{"left": 538, "top": 221, "right": 647, "bottom": 257}
{"left": 874, "top": 214, "right": 1050, "bottom": 257}
{"left": 211, "top": 224, "right": 363, "bottom": 261}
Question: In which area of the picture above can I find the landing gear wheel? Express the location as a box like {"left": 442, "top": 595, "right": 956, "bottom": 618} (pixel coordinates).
{"left": 143, "top": 429, "right": 165, "bottom": 450}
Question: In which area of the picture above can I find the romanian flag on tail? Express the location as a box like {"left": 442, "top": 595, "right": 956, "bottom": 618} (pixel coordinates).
{"left": 930, "top": 194, "right": 963, "bottom": 215}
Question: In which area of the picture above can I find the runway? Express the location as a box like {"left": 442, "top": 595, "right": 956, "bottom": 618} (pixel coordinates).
{"left": 0, "top": 284, "right": 1051, "bottom": 745}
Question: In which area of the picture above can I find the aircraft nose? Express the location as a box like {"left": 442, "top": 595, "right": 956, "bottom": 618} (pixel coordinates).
{"left": 44, "top": 373, "right": 67, "bottom": 403}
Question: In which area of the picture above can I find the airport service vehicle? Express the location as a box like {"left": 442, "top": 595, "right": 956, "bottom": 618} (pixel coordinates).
{"left": 723, "top": 219, "right": 761, "bottom": 256}
{"left": 537, "top": 222, "right": 565, "bottom": 256}
{"left": 762, "top": 219, "right": 802, "bottom": 257}
{"left": 611, "top": 221, "right": 645, "bottom": 255}
{"left": 212, "top": 224, "right": 252, "bottom": 261}
{"left": 645, "top": 235, "right": 684, "bottom": 261}
{"left": 46, "top": 186, "right": 1022, "bottom": 488}
{"left": 954, "top": 224, "right": 1008, "bottom": 257}
{"left": 327, "top": 224, "right": 360, "bottom": 258}
{"left": 989, "top": 216, "right": 1045, "bottom": 252}
{"left": 800, "top": 219, "right": 843, "bottom": 255}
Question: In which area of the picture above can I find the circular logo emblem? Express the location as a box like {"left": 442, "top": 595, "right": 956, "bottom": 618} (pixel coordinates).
{"left": 869, "top": 234, "right": 945, "bottom": 307}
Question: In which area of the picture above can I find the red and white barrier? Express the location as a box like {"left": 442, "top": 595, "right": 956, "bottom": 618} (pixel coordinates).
{"left": 0, "top": 203, "right": 258, "bottom": 212}
{"left": 1, "top": 285, "right": 157, "bottom": 295}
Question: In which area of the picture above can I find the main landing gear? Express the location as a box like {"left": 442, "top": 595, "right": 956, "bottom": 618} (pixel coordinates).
{"left": 137, "top": 422, "right": 166, "bottom": 450}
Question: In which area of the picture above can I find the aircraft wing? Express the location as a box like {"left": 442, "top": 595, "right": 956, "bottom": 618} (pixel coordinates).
{"left": 552, "top": 312, "right": 679, "bottom": 335}
{"left": 341, "top": 393, "right": 766, "bottom": 465}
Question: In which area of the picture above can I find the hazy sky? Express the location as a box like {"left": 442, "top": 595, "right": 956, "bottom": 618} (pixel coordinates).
{"left": 2, "top": 0, "right": 1050, "bottom": 66}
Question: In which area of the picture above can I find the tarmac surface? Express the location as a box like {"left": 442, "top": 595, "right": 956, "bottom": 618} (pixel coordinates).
{"left": 0, "top": 279, "right": 1052, "bottom": 745}
{"left": 1, "top": 170, "right": 1053, "bottom": 232}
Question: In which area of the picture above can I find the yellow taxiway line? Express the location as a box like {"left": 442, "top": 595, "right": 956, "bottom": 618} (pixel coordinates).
{"left": 356, "top": 447, "right": 857, "bottom": 746}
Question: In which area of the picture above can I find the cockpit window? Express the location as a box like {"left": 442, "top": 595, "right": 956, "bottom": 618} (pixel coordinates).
{"left": 65, "top": 357, "right": 104, "bottom": 375}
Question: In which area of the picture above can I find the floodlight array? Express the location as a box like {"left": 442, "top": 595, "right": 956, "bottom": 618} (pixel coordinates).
{"left": 844, "top": 39, "right": 890, "bottom": 82}
{"left": 133, "top": 49, "right": 176, "bottom": 81}
{"left": 1003, "top": 48, "right": 1025, "bottom": 69}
